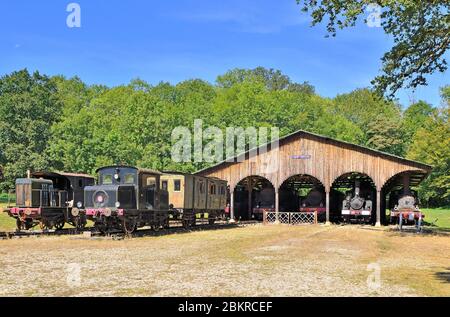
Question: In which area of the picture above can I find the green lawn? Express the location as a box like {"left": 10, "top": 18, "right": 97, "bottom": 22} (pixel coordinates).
{"left": 0, "top": 203, "right": 16, "bottom": 231}
{"left": 421, "top": 208, "right": 450, "bottom": 230}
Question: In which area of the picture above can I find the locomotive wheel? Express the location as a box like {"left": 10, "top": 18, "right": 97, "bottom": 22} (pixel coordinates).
{"left": 16, "top": 219, "right": 25, "bottom": 232}
{"left": 122, "top": 218, "right": 137, "bottom": 234}
{"left": 152, "top": 224, "right": 160, "bottom": 232}
{"left": 182, "top": 219, "right": 190, "bottom": 229}
{"left": 54, "top": 219, "right": 65, "bottom": 231}
{"left": 78, "top": 217, "right": 87, "bottom": 231}
{"left": 40, "top": 221, "right": 52, "bottom": 231}
{"left": 208, "top": 218, "right": 215, "bottom": 225}
{"left": 74, "top": 216, "right": 87, "bottom": 231}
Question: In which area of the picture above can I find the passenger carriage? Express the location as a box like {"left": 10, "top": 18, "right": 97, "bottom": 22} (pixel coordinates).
{"left": 160, "top": 172, "right": 227, "bottom": 227}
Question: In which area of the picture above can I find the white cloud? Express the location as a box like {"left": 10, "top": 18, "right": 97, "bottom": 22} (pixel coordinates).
{"left": 172, "top": 1, "right": 309, "bottom": 34}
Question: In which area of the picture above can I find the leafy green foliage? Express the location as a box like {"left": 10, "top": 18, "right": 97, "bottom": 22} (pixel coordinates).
{"left": 0, "top": 68, "right": 447, "bottom": 207}
{"left": 0, "top": 70, "right": 62, "bottom": 190}
{"left": 297, "top": 1, "right": 450, "bottom": 98}
{"left": 407, "top": 89, "right": 450, "bottom": 206}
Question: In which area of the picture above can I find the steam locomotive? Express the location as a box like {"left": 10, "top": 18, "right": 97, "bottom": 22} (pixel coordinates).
{"left": 341, "top": 181, "right": 373, "bottom": 224}
{"left": 389, "top": 189, "right": 423, "bottom": 225}
{"left": 3, "top": 171, "right": 94, "bottom": 231}
{"left": 252, "top": 188, "right": 275, "bottom": 220}
{"left": 299, "top": 187, "right": 325, "bottom": 213}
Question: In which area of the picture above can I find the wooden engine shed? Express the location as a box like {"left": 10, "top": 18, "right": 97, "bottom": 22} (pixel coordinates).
{"left": 195, "top": 130, "right": 432, "bottom": 226}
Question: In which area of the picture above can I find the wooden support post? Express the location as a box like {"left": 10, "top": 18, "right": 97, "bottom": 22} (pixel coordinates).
{"left": 376, "top": 190, "right": 381, "bottom": 227}
{"left": 230, "top": 190, "right": 235, "bottom": 223}
{"left": 325, "top": 190, "right": 331, "bottom": 225}
{"left": 275, "top": 188, "right": 280, "bottom": 224}
{"left": 247, "top": 177, "right": 253, "bottom": 220}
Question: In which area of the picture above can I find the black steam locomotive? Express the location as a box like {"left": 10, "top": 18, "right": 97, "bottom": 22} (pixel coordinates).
{"left": 341, "top": 181, "right": 373, "bottom": 224}
{"left": 82, "top": 166, "right": 169, "bottom": 233}
{"left": 3, "top": 171, "right": 94, "bottom": 231}
{"left": 389, "top": 189, "right": 423, "bottom": 225}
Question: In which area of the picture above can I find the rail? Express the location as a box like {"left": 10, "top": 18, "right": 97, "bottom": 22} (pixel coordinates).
{"left": 263, "top": 211, "right": 317, "bottom": 225}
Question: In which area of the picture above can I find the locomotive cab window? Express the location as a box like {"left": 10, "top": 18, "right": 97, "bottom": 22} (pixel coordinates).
{"left": 102, "top": 175, "right": 113, "bottom": 185}
{"left": 161, "top": 180, "right": 168, "bottom": 191}
{"left": 146, "top": 176, "right": 156, "bottom": 187}
{"left": 124, "top": 174, "right": 135, "bottom": 184}
{"left": 210, "top": 184, "right": 216, "bottom": 195}
{"left": 78, "top": 179, "right": 83, "bottom": 188}
{"left": 174, "top": 179, "right": 181, "bottom": 192}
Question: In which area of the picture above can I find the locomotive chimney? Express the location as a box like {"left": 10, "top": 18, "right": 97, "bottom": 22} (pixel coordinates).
{"left": 403, "top": 174, "right": 411, "bottom": 195}
{"left": 354, "top": 180, "right": 361, "bottom": 197}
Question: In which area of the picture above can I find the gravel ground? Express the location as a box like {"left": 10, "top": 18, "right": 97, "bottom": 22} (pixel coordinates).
{"left": 0, "top": 224, "right": 449, "bottom": 297}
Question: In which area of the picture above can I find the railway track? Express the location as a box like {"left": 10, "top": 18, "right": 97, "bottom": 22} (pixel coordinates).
{"left": 0, "top": 220, "right": 260, "bottom": 240}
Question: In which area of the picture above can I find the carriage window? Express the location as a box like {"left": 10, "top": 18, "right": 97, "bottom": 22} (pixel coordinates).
{"left": 210, "top": 185, "right": 216, "bottom": 195}
{"left": 146, "top": 176, "right": 156, "bottom": 187}
{"left": 102, "top": 175, "right": 113, "bottom": 185}
{"left": 124, "top": 174, "right": 135, "bottom": 184}
{"left": 220, "top": 186, "right": 225, "bottom": 195}
{"left": 174, "top": 180, "right": 181, "bottom": 192}
{"left": 78, "top": 179, "right": 83, "bottom": 188}
{"left": 162, "top": 180, "right": 168, "bottom": 190}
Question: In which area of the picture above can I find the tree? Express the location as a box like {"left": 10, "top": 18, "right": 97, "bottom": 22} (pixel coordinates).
{"left": 366, "top": 115, "right": 405, "bottom": 155}
{"left": 402, "top": 100, "right": 434, "bottom": 149}
{"left": 0, "top": 70, "right": 62, "bottom": 189}
{"left": 216, "top": 67, "right": 315, "bottom": 94}
{"left": 333, "top": 88, "right": 402, "bottom": 151}
{"left": 297, "top": 1, "right": 450, "bottom": 98}
{"left": 406, "top": 87, "right": 449, "bottom": 206}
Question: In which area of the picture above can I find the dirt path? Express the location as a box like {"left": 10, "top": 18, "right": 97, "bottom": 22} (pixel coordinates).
{"left": 0, "top": 225, "right": 448, "bottom": 296}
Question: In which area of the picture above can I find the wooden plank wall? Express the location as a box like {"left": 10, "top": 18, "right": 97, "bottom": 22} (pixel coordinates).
{"left": 198, "top": 133, "right": 430, "bottom": 192}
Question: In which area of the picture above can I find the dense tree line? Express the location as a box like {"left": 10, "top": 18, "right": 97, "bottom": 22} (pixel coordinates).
{"left": 0, "top": 68, "right": 448, "bottom": 206}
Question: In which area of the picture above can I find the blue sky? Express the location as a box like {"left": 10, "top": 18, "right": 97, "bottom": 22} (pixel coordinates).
{"left": 0, "top": 0, "right": 448, "bottom": 107}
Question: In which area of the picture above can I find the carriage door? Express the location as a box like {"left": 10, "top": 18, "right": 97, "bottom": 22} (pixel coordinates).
{"left": 141, "top": 174, "right": 158, "bottom": 210}
{"left": 41, "top": 183, "right": 50, "bottom": 207}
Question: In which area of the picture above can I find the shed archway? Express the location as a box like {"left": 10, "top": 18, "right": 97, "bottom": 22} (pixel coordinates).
{"left": 279, "top": 174, "right": 327, "bottom": 222}
{"left": 331, "top": 172, "right": 377, "bottom": 224}
{"left": 382, "top": 170, "right": 428, "bottom": 225}
{"left": 233, "top": 176, "right": 275, "bottom": 221}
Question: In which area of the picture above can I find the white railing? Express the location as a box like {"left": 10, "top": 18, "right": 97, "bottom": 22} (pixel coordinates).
{"left": 263, "top": 211, "right": 317, "bottom": 225}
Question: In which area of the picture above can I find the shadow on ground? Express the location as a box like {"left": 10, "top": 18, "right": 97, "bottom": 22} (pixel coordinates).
{"left": 434, "top": 268, "right": 450, "bottom": 283}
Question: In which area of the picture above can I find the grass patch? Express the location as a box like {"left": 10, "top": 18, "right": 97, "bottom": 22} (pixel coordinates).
{"left": 421, "top": 208, "right": 450, "bottom": 230}
{"left": 0, "top": 203, "right": 16, "bottom": 231}
{"left": 0, "top": 193, "right": 14, "bottom": 204}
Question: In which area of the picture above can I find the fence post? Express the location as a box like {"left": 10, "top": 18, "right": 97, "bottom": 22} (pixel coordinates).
{"left": 314, "top": 211, "right": 318, "bottom": 224}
